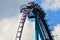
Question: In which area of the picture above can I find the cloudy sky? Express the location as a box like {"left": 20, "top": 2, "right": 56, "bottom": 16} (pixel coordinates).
{"left": 0, "top": 0, "right": 60, "bottom": 40}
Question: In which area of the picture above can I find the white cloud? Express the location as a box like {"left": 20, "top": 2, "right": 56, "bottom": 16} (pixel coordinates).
{"left": 0, "top": 13, "right": 22, "bottom": 40}
{"left": 52, "top": 24, "right": 60, "bottom": 40}
{"left": 19, "top": 0, "right": 34, "bottom": 5}
{"left": 0, "top": 0, "right": 35, "bottom": 40}
{"left": 41, "top": 0, "right": 60, "bottom": 10}
{"left": 21, "top": 19, "right": 35, "bottom": 40}
{"left": 0, "top": 13, "right": 35, "bottom": 40}
{"left": 0, "top": 0, "right": 34, "bottom": 18}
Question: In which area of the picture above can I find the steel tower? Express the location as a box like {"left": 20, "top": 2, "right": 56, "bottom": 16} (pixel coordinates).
{"left": 15, "top": 2, "right": 53, "bottom": 40}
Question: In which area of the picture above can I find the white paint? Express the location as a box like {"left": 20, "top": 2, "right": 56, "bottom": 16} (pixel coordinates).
{"left": 19, "top": 23, "right": 23, "bottom": 27}
{"left": 17, "top": 33, "right": 20, "bottom": 36}
{"left": 18, "top": 28, "right": 22, "bottom": 31}
{"left": 20, "top": 20, "right": 24, "bottom": 22}
{"left": 16, "top": 38, "right": 19, "bottom": 40}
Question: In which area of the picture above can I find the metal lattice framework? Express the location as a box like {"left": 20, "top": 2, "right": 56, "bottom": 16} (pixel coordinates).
{"left": 15, "top": 2, "right": 53, "bottom": 40}
{"left": 15, "top": 9, "right": 30, "bottom": 40}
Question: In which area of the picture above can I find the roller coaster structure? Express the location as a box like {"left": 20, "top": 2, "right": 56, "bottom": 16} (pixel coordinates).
{"left": 15, "top": 2, "right": 53, "bottom": 40}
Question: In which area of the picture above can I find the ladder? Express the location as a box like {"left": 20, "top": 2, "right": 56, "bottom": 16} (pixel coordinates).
{"left": 15, "top": 9, "right": 30, "bottom": 40}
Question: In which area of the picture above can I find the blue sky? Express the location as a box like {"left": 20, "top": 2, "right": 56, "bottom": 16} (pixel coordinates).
{"left": 0, "top": 0, "right": 35, "bottom": 40}
{"left": 0, "top": 0, "right": 60, "bottom": 40}
{"left": 0, "top": 0, "right": 60, "bottom": 30}
{"left": 0, "top": 0, "right": 19, "bottom": 19}
{"left": 35, "top": 0, "right": 60, "bottom": 30}
{"left": 0, "top": 0, "right": 60, "bottom": 31}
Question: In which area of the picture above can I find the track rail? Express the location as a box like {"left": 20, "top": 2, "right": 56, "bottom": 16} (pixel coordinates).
{"left": 15, "top": 9, "right": 30, "bottom": 40}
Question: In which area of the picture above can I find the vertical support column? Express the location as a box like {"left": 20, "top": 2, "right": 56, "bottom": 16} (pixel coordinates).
{"left": 35, "top": 16, "right": 39, "bottom": 40}
{"left": 35, "top": 13, "right": 45, "bottom": 40}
